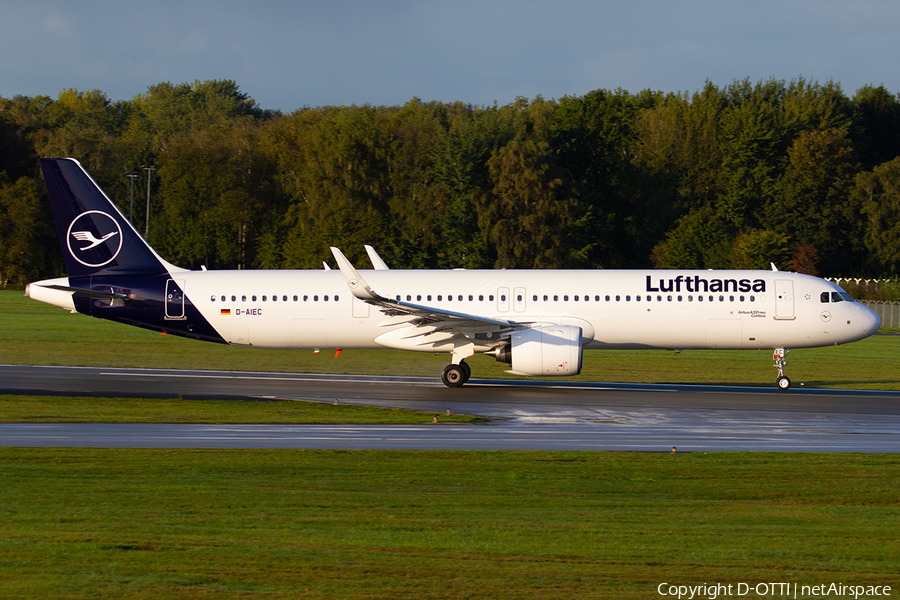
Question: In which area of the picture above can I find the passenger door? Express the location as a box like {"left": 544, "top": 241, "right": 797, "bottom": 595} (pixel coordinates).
{"left": 165, "top": 279, "right": 185, "bottom": 320}
{"left": 775, "top": 280, "right": 795, "bottom": 320}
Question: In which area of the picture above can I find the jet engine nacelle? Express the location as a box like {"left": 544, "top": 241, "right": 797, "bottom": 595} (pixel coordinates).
{"left": 494, "top": 324, "right": 584, "bottom": 377}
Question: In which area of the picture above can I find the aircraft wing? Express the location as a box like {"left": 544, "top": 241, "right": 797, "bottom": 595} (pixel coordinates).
{"left": 330, "top": 247, "right": 525, "bottom": 354}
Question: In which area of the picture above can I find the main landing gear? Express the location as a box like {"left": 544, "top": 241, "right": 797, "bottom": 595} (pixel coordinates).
{"left": 774, "top": 347, "right": 791, "bottom": 390}
{"left": 441, "top": 360, "right": 471, "bottom": 388}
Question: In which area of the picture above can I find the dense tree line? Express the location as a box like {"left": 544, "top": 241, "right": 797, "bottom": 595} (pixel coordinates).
{"left": 2, "top": 77, "right": 900, "bottom": 287}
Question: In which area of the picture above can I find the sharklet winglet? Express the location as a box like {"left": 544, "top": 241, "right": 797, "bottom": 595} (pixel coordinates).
{"left": 330, "top": 247, "right": 382, "bottom": 302}
{"left": 365, "top": 245, "right": 390, "bottom": 270}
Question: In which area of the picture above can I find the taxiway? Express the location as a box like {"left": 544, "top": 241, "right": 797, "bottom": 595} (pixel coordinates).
{"left": 1, "top": 365, "right": 898, "bottom": 452}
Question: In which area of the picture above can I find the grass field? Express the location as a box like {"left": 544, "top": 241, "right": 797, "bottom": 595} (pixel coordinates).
{"left": 2, "top": 291, "right": 899, "bottom": 390}
{"left": 1, "top": 449, "right": 897, "bottom": 599}
{"left": 0, "top": 394, "right": 480, "bottom": 424}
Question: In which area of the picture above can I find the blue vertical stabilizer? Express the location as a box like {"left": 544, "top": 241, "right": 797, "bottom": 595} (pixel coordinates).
{"left": 40, "top": 158, "right": 179, "bottom": 277}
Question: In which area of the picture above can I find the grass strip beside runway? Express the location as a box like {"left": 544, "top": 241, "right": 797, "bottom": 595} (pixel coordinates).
{"left": 0, "top": 395, "right": 480, "bottom": 424}
{"left": 3, "top": 291, "right": 899, "bottom": 390}
{"left": 0, "top": 449, "right": 896, "bottom": 599}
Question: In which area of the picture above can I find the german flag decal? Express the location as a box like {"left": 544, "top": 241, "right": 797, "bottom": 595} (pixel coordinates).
{"left": 220, "top": 309, "right": 231, "bottom": 315}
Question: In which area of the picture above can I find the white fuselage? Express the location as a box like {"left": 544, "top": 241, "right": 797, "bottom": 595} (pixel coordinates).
{"left": 145, "top": 268, "right": 877, "bottom": 352}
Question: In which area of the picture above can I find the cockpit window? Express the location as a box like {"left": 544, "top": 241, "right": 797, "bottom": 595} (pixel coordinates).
{"left": 822, "top": 291, "right": 855, "bottom": 303}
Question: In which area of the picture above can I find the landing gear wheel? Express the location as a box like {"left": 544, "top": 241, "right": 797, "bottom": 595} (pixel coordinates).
{"left": 776, "top": 376, "right": 791, "bottom": 391}
{"left": 441, "top": 364, "right": 466, "bottom": 388}
{"left": 459, "top": 360, "right": 471, "bottom": 383}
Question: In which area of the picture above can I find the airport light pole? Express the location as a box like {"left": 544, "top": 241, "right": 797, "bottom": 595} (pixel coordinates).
{"left": 141, "top": 164, "right": 157, "bottom": 237}
{"left": 124, "top": 171, "right": 139, "bottom": 224}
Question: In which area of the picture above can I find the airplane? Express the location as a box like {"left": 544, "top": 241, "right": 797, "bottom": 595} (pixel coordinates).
{"left": 25, "top": 158, "right": 881, "bottom": 390}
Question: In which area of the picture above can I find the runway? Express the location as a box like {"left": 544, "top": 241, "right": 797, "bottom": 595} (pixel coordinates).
{"left": 2, "top": 364, "right": 899, "bottom": 452}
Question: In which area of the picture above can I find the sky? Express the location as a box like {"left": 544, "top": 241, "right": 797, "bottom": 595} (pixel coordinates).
{"left": 1, "top": 1, "right": 898, "bottom": 113}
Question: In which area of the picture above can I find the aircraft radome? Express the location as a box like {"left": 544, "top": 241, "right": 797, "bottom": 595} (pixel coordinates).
{"left": 26, "top": 158, "right": 881, "bottom": 389}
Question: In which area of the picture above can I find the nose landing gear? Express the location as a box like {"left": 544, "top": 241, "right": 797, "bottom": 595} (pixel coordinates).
{"left": 774, "top": 348, "right": 791, "bottom": 390}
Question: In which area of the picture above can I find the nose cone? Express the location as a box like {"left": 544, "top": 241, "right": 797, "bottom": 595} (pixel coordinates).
{"left": 858, "top": 303, "right": 881, "bottom": 338}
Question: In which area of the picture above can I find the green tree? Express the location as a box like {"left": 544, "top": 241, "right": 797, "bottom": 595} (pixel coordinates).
{"left": 764, "top": 128, "right": 858, "bottom": 274}
{"left": 851, "top": 85, "right": 900, "bottom": 170}
{"left": 431, "top": 102, "right": 521, "bottom": 268}
{"left": 729, "top": 229, "right": 792, "bottom": 270}
{"left": 853, "top": 157, "right": 900, "bottom": 273}
{"left": 651, "top": 206, "right": 733, "bottom": 269}
{"left": 154, "top": 118, "right": 281, "bottom": 269}
{"left": 380, "top": 99, "right": 450, "bottom": 268}
{"left": 131, "top": 80, "right": 266, "bottom": 146}
{"left": 0, "top": 103, "right": 38, "bottom": 181}
{"left": 273, "top": 106, "right": 391, "bottom": 269}
{"left": 630, "top": 84, "right": 726, "bottom": 264}
{"left": 0, "top": 176, "right": 61, "bottom": 286}
{"left": 551, "top": 89, "right": 658, "bottom": 267}
{"left": 475, "top": 138, "right": 585, "bottom": 268}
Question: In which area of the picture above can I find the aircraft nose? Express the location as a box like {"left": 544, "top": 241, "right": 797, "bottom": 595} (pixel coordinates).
{"left": 860, "top": 303, "right": 881, "bottom": 334}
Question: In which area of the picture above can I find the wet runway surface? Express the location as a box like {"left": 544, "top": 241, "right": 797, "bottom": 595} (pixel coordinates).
{"left": 2, "top": 365, "right": 899, "bottom": 452}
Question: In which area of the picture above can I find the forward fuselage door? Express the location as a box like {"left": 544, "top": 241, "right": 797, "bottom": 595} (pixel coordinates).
{"left": 165, "top": 279, "right": 186, "bottom": 320}
{"left": 774, "top": 279, "right": 795, "bottom": 320}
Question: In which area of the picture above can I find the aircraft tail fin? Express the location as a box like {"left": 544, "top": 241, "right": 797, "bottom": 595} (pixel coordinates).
{"left": 40, "top": 158, "right": 183, "bottom": 278}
